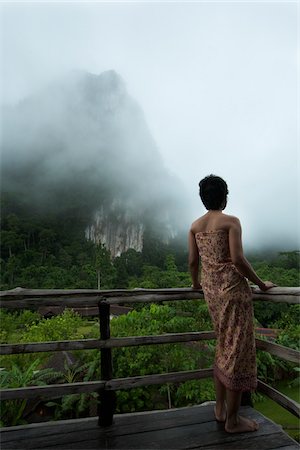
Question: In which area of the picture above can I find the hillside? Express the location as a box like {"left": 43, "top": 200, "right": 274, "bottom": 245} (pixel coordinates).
{"left": 1, "top": 70, "right": 188, "bottom": 257}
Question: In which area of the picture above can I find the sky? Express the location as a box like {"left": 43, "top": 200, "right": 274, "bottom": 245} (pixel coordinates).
{"left": 0, "top": 1, "right": 299, "bottom": 251}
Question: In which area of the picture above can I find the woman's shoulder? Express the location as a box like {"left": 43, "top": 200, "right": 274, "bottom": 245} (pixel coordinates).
{"left": 221, "top": 213, "right": 241, "bottom": 230}
{"left": 190, "top": 213, "right": 241, "bottom": 235}
{"left": 190, "top": 216, "right": 205, "bottom": 233}
{"left": 222, "top": 213, "right": 240, "bottom": 223}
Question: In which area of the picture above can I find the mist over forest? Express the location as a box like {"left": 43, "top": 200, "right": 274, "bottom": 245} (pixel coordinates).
{"left": 1, "top": 1, "right": 298, "bottom": 258}
{"left": 1, "top": 70, "right": 189, "bottom": 238}
{"left": 1, "top": 68, "right": 299, "bottom": 261}
{"left": 0, "top": 70, "right": 194, "bottom": 290}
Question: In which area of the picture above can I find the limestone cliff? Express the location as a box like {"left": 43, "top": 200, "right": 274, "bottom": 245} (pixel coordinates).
{"left": 85, "top": 205, "right": 144, "bottom": 257}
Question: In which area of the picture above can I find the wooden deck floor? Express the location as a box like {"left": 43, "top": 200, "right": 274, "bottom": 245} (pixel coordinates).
{"left": 1, "top": 404, "right": 299, "bottom": 450}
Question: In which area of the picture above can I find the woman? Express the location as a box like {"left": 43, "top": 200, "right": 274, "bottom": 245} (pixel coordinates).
{"left": 188, "top": 174, "right": 275, "bottom": 434}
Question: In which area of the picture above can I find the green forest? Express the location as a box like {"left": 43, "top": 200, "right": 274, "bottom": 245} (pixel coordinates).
{"left": 1, "top": 205, "right": 299, "bottom": 293}
{"left": 0, "top": 197, "right": 299, "bottom": 440}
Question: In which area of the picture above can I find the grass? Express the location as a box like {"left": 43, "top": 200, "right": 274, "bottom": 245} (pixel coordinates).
{"left": 254, "top": 380, "right": 300, "bottom": 442}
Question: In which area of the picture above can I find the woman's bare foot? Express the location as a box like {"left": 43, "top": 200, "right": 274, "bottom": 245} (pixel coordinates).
{"left": 225, "top": 415, "right": 259, "bottom": 433}
{"left": 214, "top": 403, "right": 227, "bottom": 422}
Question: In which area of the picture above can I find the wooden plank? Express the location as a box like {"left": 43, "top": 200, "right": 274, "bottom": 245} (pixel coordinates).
{"left": 0, "top": 331, "right": 216, "bottom": 355}
{"left": 271, "top": 446, "right": 300, "bottom": 450}
{"left": 0, "top": 406, "right": 281, "bottom": 450}
{"left": 105, "top": 368, "right": 214, "bottom": 390}
{"left": 0, "top": 288, "right": 202, "bottom": 298}
{"left": 107, "top": 293, "right": 203, "bottom": 304}
{"left": 256, "top": 339, "right": 300, "bottom": 364}
{"left": 0, "top": 417, "right": 99, "bottom": 442}
{"left": 38, "top": 413, "right": 283, "bottom": 449}
{"left": 200, "top": 433, "right": 298, "bottom": 450}
{"left": 1, "top": 287, "right": 299, "bottom": 308}
{"left": 106, "top": 331, "right": 216, "bottom": 346}
{"left": 109, "top": 288, "right": 300, "bottom": 305}
{"left": 1, "top": 406, "right": 297, "bottom": 450}
{"left": 251, "top": 287, "right": 300, "bottom": 304}
{"left": 0, "top": 403, "right": 219, "bottom": 446}
{"left": 0, "top": 368, "right": 213, "bottom": 400}
{"left": 0, "top": 404, "right": 217, "bottom": 442}
{"left": 257, "top": 380, "right": 300, "bottom": 418}
{"left": 1, "top": 286, "right": 299, "bottom": 299}
{"left": 98, "top": 300, "right": 115, "bottom": 426}
{"left": 103, "top": 423, "right": 284, "bottom": 450}
{"left": 0, "top": 293, "right": 203, "bottom": 309}
{"left": 0, "top": 339, "right": 102, "bottom": 355}
{"left": 0, "top": 380, "right": 105, "bottom": 400}
{"left": 0, "top": 297, "right": 104, "bottom": 309}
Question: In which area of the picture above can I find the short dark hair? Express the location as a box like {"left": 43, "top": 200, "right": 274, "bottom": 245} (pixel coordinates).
{"left": 199, "top": 175, "right": 229, "bottom": 210}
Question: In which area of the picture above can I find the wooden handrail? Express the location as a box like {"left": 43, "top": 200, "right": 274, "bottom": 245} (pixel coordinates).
{"left": 257, "top": 380, "right": 300, "bottom": 418}
{"left": 0, "top": 287, "right": 299, "bottom": 425}
{"left": 1, "top": 286, "right": 299, "bottom": 298}
{"left": 255, "top": 338, "right": 300, "bottom": 364}
{"left": 0, "top": 287, "right": 299, "bottom": 308}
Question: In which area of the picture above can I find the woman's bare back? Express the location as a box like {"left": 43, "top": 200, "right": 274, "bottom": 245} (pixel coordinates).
{"left": 191, "top": 211, "right": 239, "bottom": 235}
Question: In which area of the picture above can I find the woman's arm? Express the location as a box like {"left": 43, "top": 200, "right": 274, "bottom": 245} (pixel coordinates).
{"left": 188, "top": 229, "right": 201, "bottom": 289}
{"left": 228, "top": 218, "right": 275, "bottom": 291}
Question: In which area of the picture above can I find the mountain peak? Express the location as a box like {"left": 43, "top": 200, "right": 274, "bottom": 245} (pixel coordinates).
{"left": 2, "top": 70, "right": 188, "bottom": 256}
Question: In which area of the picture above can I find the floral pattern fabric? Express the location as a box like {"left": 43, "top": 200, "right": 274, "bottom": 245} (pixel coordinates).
{"left": 195, "top": 230, "right": 257, "bottom": 392}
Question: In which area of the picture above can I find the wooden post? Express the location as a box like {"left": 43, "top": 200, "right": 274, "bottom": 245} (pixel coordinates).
{"left": 241, "top": 390, "right": 253, "bottom": 407}
{"left": 98, "top": 299, "right": 116, "bottom": 426}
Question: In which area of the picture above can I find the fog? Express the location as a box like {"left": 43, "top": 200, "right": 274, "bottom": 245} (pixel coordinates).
{"left": 1, "top": 1, "right": 298, "bottom": 251}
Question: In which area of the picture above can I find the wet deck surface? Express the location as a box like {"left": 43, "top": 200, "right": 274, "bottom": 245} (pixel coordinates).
{"left": 1, "top": 404, "right": 299, "bottom": 449}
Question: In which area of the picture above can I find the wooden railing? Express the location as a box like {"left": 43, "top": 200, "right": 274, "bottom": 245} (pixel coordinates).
{"left": 0, "top": 287, "right": 299, "bottom": 426}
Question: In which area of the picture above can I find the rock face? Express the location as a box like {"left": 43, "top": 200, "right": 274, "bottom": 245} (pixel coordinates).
{"left": 2, "top": 70, "right": 188, "bottom": 255}
{"left": 85, "top": 205, "right": 144, "bottom": 257}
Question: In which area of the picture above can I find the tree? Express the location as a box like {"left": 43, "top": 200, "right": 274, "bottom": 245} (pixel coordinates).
{"left": 274, "top": 251, "right": 300, "bottom": 271}
{"left": 113, "top": 248, "right": 143, "bottom": 288}
{"left": 6, "top": 256, "right": 22, "bottom": 286}
{"left": 38, "top": 229, "right": 56, "bottom": 263}
{"left": 0, "top": 231, "right": 22, "bottom": 258}
{"left": 94, "top": 244, "right": 116, "bottom": 289}
{"left": 109, "top": 303, "right": 215, "bottom": 412}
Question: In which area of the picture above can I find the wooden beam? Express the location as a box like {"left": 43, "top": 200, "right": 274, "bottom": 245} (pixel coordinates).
{"left": 107, "top": 293, "right": 203, "bottom": 305}
{"left": 98, "top": 299, "right": 115, "bottom": 426}
{"left": 1, "top": 286, "right": 299, "bottom": 298}
{"left": 106, "top": 368, "right": 214, "bottom": 391}
{"left": 0, "top": 339, "right": 102, "bottom": 355}
{"left": 0, "top": 331, "right": 216, "bottom": 355}
{"left": 0, "top": 369, "right": 214, "bottom": 401}
{"left": 251, "top": 286, "right": 300, "bottom": 305}
{"left": 0, "top": 288, "right": 201, "bottom": 299}
{"left": 106, "top": 331, "right": 216, "bottom": 348}
{"left": 257, "top": 380, "right": 300, "bottom": 418}
{"left": 0, "top": 380, "right": 106, "bottom": 400}
{"left": 0, "top": 297, "right": 103, "bottom": 309}
{"left": 255, "top": 339, "right": 300, "bottom": 364}
{"left": 0, "top": 287, "right": 299, "bottom": 309}
{"left": 0, "top": 293, "right": 203, "bottom": 309}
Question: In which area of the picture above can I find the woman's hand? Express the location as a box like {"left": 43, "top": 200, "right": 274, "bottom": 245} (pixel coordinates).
{"left": 191, "top": 282, "right": 202, "bottom": 290}
{"left": 259, "top": 281, "right": 277, "bottom": 291}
